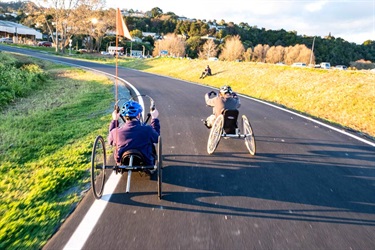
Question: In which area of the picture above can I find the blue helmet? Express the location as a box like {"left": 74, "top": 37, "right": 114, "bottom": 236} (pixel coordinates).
{"left": 121, "top": 100, "right": 143, "bottom": 118}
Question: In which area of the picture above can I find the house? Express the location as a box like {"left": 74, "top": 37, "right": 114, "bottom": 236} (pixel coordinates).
{"left": 208, "top": 24, "right": 226, "bottom": 31}
{"left": 0, "top": 20, "right": 42, "bottom": 43}
{"left": 107, "top": 46, "right": 124, "bottom": 55}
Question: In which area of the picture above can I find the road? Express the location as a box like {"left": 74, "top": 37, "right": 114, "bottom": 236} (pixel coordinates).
{"left": 2, "top": 45, "right": 375, "bottom": 249}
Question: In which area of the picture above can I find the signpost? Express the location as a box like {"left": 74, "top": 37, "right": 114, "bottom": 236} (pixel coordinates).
{"left": 69, "top": 39, "right": 72, "bottom": 55}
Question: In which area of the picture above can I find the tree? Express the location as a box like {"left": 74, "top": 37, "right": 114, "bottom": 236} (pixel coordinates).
{"left": 252, "top": 44, "right": 265, "bottom": 62}
{"left": 284, "top": 44, "right": 312, "bottom": 64}
{"left": 185, "top": 36, "right": 201, "bottom": 58}
{"left": 243, "top": 47, "right": 253, "bottom": 62}
{"left": 35, "top": 0, "right": 79, "bottom": 52}
{"left": 34, "top": 0, "right": 104, "bottom": 53}
{"left": 188, "top": 22, "right": 200, "bottom": 37}
{"left": 219, "top": 35, "right": 245, "bottom": 61}
{"left": 198, "top": 39, "right": 218, "bottom": 59}
{"left": 151, "top": 7, "right": 163, "bottom": 18}
{"left": 90, "top": 9, "right": 116, "bottom": 53}
{"left": 130, "top": 29, "right": 143, "bottom": 38}
{"left": 152, "top": 32, "right": 186, "bottom": 57}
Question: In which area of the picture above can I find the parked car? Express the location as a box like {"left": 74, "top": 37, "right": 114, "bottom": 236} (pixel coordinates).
{"left": 292, "top": 62, "right": 306, "bottom": 67}
{"left": 0, "top": 37, "right": 13, "bottom": 43}
{"left": 335, "top": 65, "right": 347, "bottom": 70}
{"left": 320, "top": 62, "right": 331, "bottom": 69}
{"left": 38, "top": 41, "right": 52, "bottom": 47}
{"left": 100, "top": 51, "right": 110, "bottom": 55}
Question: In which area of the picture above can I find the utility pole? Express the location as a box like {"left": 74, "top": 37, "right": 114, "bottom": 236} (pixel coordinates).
{"left": 309, "top": 36, "right": 316, "bottom": 66}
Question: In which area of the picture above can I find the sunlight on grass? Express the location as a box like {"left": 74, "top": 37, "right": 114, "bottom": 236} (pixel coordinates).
{"left": 0, "top": 66, "right": 114, "bottom": 249}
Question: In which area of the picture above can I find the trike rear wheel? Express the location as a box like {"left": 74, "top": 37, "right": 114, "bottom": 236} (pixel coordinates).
{"left": 157, "top": 136, "right": 163, "bottom": 200}
{"left": 242, "top": 115, "right": 256, "bottom": 155}
{"left": 207, "top": 115, "right": 224, "bottom": 154}
{"left": 91, "top": 135, "right": 106, "bottom": 199}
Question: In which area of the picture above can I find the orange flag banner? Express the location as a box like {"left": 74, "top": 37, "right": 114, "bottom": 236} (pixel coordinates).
{"left": 116, "top": 8, "right": 132, "bottom": 40}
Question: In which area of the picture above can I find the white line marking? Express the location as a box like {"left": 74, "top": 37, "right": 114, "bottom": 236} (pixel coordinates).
{"left": 63, "top": 172, "right": 122, "bottom": 250}
{"left": 197, "top": 84, "right": 375, "bottom": 148}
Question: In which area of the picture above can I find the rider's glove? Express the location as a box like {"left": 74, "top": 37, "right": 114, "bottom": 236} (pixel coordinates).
{"left": 151, "top": 109, "right": 159, "bottom": 119}
{"left": 112, "top": 110, "right": 120, "bottom": 120}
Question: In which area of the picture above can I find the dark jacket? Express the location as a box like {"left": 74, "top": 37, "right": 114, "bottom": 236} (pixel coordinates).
{"left": 206, "top": 66, "right": 212, "bottom": 75}
{"left": 108, "top": 118, "right": 160, "bottom": 165}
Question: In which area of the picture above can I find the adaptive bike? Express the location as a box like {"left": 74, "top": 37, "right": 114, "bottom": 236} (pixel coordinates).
{"left": 90, "top": 95, "right": 163, "bottom": 200}
{"left": 207, "top": 109, "right": 256, "bottom": 156}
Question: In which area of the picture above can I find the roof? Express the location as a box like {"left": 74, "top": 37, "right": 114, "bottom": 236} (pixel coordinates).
{"left": 0, "top": 20, "right": 42, "bottom": 39}
{"left": 108, "top": 46, "right": 124, "bottom": 51}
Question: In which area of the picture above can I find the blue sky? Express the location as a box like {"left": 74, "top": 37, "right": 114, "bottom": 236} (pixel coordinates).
{"left": 2, "top": 0, "right": 373, "bottom": 44}
{"left": 105, "top": 0, "right": 375, "bottom": 44}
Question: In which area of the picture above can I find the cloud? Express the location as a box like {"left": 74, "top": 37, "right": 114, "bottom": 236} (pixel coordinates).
{"left": 305, "top": 0, "right": 329, "bottom": 12}
{"left": 106, "top": 0, "right": 374, "bottom": 44}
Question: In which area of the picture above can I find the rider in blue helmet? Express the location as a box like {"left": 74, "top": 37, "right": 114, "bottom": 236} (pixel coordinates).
{"left": 108, "top": 99, "right": 160, "bottom": 167}
{"left": 121, "top": 100, "right": 143, "bottom": 118}
{"left": 204, "top": 85, "right": 240, "bottom": 128}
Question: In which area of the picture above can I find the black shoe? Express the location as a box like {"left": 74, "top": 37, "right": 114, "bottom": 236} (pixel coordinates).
{"left": 203, "top": 120, "right": 211, "bottom": 129}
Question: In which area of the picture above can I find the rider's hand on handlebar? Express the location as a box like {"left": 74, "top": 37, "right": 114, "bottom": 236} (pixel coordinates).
{"left": 151, "top": 109, "right": 159, "bottom": 119}
{"left": 112, "top": 110, "right": 120, "bottom": 120}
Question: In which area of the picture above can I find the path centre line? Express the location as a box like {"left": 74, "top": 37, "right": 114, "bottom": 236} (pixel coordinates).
{"left": 63, "top": 172, "right": 121, "bottom": 250}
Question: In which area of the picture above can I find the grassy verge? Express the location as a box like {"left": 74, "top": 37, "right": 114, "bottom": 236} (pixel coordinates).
{"left": 0, "top": 56, "right": 114, "bottom": 249}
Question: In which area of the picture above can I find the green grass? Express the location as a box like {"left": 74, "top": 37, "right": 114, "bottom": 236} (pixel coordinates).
{"left": 0, "top": 60, "right": 114, "bottom": 249}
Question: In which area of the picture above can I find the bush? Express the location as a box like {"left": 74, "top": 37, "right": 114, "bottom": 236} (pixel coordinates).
{"left": 0, "top": 59, "right": 48, "bottom": 109}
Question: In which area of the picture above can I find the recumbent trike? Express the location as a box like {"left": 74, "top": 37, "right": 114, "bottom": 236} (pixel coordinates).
{"left": 90, "top": 95, "right": 163, "bottom": 200}
{"left": 207, "top": 108, "right": 256, "bottom": 156}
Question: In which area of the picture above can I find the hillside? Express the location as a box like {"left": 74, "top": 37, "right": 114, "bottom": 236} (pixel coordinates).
{"left": 0, "top": 1, "right": 374, "bottom": 67}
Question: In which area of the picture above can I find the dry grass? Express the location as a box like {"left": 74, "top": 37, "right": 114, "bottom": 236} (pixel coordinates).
{"left": 121, "top": 57, "right": 375, "bottom": 138}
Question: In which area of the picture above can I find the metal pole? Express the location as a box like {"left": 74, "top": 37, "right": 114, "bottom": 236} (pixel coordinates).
{"left": 309, "top": 36, "right": 316, "bottom": 66}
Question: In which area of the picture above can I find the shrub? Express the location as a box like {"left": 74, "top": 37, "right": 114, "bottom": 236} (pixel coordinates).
{"left": 0, "top": 60, "right": 48, "bottom": 109}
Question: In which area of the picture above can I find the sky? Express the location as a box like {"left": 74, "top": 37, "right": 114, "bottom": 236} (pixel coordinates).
{"left": 1, "top": 0, "right": 373, "bottom": 44}
{"left": 105, "top": 0, "right": 375, "bottom": 44}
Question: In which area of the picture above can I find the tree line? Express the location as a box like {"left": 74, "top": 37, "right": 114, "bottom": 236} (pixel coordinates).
{"left": 1, "top": 1, "right": 374, "bottom": 67}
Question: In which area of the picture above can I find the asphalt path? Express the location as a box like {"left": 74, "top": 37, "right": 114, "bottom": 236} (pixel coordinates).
{"left": 2, "top": 45, "right": 375, "bottom": 249}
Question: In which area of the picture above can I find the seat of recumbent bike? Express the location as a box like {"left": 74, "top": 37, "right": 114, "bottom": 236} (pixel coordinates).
{"left": 121, "top": 149, "right": 146, "bottom": 166}
{"left": 222, "top": 109, "right": 239, "bottom": 134}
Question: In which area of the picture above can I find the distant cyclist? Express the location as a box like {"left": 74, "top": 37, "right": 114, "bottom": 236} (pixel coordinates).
{"left": 204, "top": 85, "right": 240, "bottom": 128}
{"left": 108, "top": 100, "right": 160, "bottom": 166}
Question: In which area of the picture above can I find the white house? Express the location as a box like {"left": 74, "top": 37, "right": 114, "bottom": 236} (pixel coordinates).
{"left": 108, "top": 46, "right": 124, "bottom": 55}
{"left": 0, "top": 20, "right": 42, "bottom": 41}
